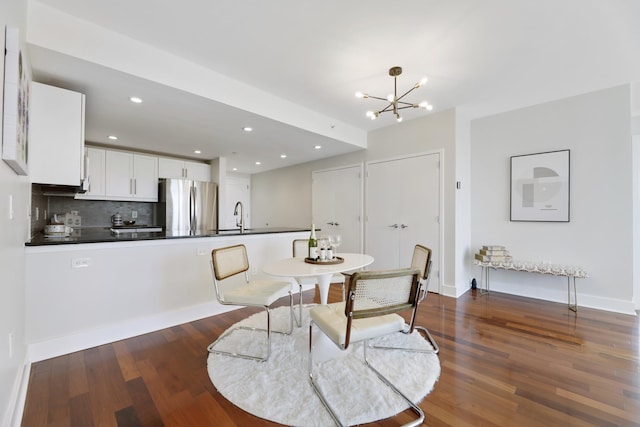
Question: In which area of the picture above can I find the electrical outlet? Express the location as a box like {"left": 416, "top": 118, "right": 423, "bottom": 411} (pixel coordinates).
{"left": 251, "top": 266, "right": 258, "bottom": 276}
{"left": 131, "top": 210, "right": 138, "bottom": 219}
{"left": 71, "top": 258, "right": 91, "bottom": 268}
{"left": 197, "top": 248, "right": 208, "bottom": 256}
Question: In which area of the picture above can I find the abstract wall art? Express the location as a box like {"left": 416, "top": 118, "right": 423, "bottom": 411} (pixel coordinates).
{"left": 2, "top": 26, "right": 30, "bottom": 175}
{"left": 510, "top": 149, "right": 570, "bottom": 222}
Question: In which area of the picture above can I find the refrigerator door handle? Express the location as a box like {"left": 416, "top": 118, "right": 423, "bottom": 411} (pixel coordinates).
{"left": 190, "top": 185, "right": 197, "bottom": 232}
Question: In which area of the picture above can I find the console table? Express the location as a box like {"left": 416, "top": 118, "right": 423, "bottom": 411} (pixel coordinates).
{"left": 474, "top": 260, "right": 588, "bottom": 312}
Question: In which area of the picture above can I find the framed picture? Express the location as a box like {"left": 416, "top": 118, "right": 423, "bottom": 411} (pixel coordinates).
{"left": 2, "top": 26, "right": 30, "bottom": 175}
{"left": 510, "top": 149, "right": 570, "bottom": 222}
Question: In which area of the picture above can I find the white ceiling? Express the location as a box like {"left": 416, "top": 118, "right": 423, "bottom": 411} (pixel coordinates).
{"left": 26, "top": 0, "right": 640, "bottom": 174}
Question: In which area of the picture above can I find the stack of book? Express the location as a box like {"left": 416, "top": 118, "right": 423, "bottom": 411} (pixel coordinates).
{"left": 474, "top": 245, "right": 513, "bottom": 263}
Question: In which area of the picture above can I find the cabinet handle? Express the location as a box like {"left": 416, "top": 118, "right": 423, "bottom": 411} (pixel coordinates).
{"left": 400, "top": 224, "right": 408, "bottom": 229}
{"left": 130, "top": 178, "right": 133, "bottom": 194}
{"left": 388, "top": 224, "right": 398, "bottom": 228}
{"left": 134, "top": 179, "right": 137, "bottom": 195}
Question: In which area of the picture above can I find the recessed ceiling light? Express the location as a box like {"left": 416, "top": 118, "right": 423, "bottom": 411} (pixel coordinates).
{"left": 129, "top": 96, "right": 143, "bottom": 103}
{"left": 194, "top": 150, "right": 201, "bottom": 154}
{"left": 280, "top": 154, "right": 287, "bottom": 159}
{"left": 255, "top": 161, "right": 261, "bottom": 165}
{"left": 314, "top": 145, "right": 322, "bottom": 150}
{"left": 232, "top": 167, "right": 238, "bottom": 171}
{"left": 243, "top": 127, "right": 253, "bottom": 132}
{"left": 108, "top": 135, "right": 118, "bottom": 140}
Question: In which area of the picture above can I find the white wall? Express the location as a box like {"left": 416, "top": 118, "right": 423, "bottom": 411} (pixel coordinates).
{"left": 252, "top": 109, "right": 460, "bottom": 294}
{"left": 470, "top": 85, "right": 634, "bottom": 314}
{"left": 0, "top": 2, "right": 29, "bottom": 426}
{"left": 633, "top": 133, "right": 639, "bottom": 309}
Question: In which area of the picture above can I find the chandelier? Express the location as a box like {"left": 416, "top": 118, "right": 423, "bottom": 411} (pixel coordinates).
{"left": 355, "top": 66, "right": 433, "bottom": 123}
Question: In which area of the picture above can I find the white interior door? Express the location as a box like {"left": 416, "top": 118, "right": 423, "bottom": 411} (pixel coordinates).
{"left": 312, "top": 165, "right": 363, "bottom": 253}
{"left": 366, "top": 153, "right": 441, "bottom": 292}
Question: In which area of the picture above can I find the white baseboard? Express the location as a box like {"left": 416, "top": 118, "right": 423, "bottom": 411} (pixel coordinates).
{"left": 27, "top": 301, "right": 236, "bottom": 363}
{"left": 487, "top": 283, "right": 637, "bottom": 315}
{"left": 2, "top": 355, "right": 29, "bottom": 427}
{"left": 442, "top": 282, "right": 468, "bottom": 298}
{"left": 27, "top": 285, "right": 315, "bottom": 364}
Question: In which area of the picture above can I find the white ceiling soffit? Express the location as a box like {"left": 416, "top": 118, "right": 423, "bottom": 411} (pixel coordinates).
{"left": 26, "top": 0, "right": 640, "bottom": 168}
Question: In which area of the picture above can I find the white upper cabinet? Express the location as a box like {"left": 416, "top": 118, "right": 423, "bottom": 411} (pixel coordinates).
{"left": 29, "top": 82, "right": 85, "bottom": 186}
{"left": 105, "top": 150, "right": 158, "bottom": 201}
{"left": 158, "top": 157, "right": 210, "bottom": 181}
{"left": 75, "top": 147, "right": 106, "bottom": 199}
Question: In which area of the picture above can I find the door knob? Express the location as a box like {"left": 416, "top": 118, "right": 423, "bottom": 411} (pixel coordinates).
{"left": 400, "top": 224, "right": 408, "bottom": 229}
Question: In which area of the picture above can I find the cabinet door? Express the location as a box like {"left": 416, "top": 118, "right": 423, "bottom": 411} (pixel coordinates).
{"left": 29, "top": 82, "right": 85, "bottom": 186}
{"left": 76, "top": 147, "right": 106, "bottom": 198}
{"left": 158, "top": 157, "right": 185, "bottom": 179}
{"left": 105, "top": 150, "right": 133, "bottom": 198}
{"left": 133, "top": 154, "right": 158, "bottom": 201}
{"left": 185, "top": 161, "right": 211, "bottom": 181}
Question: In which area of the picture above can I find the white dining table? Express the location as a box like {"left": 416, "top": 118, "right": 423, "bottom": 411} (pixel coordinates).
{"left": 263, "top": 253, "right": 374, "bottom": 304}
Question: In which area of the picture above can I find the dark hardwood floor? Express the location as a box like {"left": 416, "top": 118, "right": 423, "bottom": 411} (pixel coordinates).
{"left": 21, "top": 287, "right": 640, "bottom": 426}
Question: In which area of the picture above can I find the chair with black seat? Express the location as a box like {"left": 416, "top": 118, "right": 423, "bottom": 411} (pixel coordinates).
{"left": 207, "top": 244, "right": 294, "bottom": 362}
{"left": 308, "top": 268, "right": 425, "bottom": 427}
{"left": 292, "top": 239, "right": 346, "bottom": 326}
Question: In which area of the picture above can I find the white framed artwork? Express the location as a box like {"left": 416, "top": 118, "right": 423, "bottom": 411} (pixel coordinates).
{"left": 2, "top": 26, "right": 30, "bottom": 175}
{"left": 510, "top": 149, "right": 570, "bottom": 222}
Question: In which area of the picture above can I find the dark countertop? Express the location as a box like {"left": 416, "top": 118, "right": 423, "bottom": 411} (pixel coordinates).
{"left": 25, "top": 227, "right": 310, "bottom": 246}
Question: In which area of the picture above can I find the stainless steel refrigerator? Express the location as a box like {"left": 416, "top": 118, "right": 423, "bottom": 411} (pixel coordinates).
{"left": 157, "top": 178, "right": 217, "bottom": 234}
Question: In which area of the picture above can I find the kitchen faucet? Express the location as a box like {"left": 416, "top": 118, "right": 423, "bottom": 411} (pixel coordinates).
{"left": 233, "top": 201, "right": 244, "bottom": 233}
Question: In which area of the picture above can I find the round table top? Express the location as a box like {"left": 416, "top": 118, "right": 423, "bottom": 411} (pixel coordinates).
{"left": 263, "top": 253, "right": 374, "bottom": 278}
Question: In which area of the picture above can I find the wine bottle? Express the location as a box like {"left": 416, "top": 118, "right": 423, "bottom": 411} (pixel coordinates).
{"left": 308, "top": 224, "right": 318, "bottom": 260}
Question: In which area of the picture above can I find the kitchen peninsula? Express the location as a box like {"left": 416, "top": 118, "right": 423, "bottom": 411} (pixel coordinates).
{"left": 24, "top": 228, "right": 310, "bottom": 363}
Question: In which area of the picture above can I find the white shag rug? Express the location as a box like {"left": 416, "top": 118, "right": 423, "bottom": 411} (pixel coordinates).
{"left": 207, "top": 305, "right": 440, "bottom": 426}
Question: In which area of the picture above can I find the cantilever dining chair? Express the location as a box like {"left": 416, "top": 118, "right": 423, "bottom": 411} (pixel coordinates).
{"left": 292, "top": 239, "right": 346, "bottom": 326}
{"left": 308, "top": 268, "right": 425, "bottom": 427}
{"left": 347, "top": 244, "right": 439, "bottom": 355}
{"left": 207, "top": 244, "right": 293, "bottom": 362}
{"left": 402, "top": 244, "right": 439, "bottom": 352}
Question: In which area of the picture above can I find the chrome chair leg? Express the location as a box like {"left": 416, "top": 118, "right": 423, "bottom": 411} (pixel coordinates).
{"left": 309, "top": 321, "right": 426, "bottom": 427}
{"left": 363, "top": 342, "right": 425, "bottom": 427}
{"left": 308, "top": 321, "right": 344, "bottom": 427}
{"left": 208, "top": 291, "right": 294, "bottom": 362}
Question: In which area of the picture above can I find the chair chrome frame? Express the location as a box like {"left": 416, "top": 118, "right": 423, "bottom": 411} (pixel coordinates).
{"left": 371, "top": 244, "right": 439, "bottom": 354}
{"left": 207, "top": 244, "right": 293, "bottom": 362}
{"left": 308, "top": 268, "right": 426, "bottom": 427}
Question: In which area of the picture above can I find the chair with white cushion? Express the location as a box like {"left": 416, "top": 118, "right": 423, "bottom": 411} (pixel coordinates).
{"left": 207, "top": 244, "right": 293, "bottom": 362}
{"left": 292, "top": 239, "right": 346, "bottom": 326}
{"left": 308, "top": 268, "right": 425, "bottom": 427}
{"left": 371, "top": 244, "right": 439, "bottom": 354}
{"left": 408, "top": 244, "right": 439, "bottom": 352}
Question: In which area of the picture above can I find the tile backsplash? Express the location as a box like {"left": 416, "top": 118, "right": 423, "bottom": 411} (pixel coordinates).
{"left": 49, "top": 198, "right": 155, "bottom": 227}
{"left": 32, "top": 184, "right": 157, "bottom": 232}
